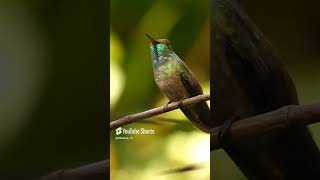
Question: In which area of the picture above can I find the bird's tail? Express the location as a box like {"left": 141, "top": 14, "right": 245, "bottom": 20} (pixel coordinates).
{"left": 181, "top": 101, "right": 212, "bottom": 133}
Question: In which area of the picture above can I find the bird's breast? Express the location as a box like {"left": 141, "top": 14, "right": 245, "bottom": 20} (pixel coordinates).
{"left": 155, "top": 71, "right": 188, "bottom": 102}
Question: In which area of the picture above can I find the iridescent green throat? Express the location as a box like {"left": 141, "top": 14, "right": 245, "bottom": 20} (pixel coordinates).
{"left": 151, "top": 44, "right": 171, "bottom": 68}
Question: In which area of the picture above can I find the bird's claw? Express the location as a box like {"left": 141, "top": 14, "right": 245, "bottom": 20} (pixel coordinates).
{"left": 218, "top": 115, "right": 238, "bottom": 147}
{"left": 177, "top": 97, "right": 187, "bottom": 108}
{"left": 163, "top": 97, "right": 187, "bottom": 112}
{"left": 163, "top": 101, "right": 172, "bottom": 112}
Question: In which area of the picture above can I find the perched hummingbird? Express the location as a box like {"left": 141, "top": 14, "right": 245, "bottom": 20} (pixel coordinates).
{"left": 146, "top": 34, "right": 212, "bottom": 133}
{"left": 212, "top": 0, "right": 320, "bottom": 179}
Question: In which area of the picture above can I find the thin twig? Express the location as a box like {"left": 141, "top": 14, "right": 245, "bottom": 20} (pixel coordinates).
{"left": 110, "top": 94, "right": 210, "bottom": 130}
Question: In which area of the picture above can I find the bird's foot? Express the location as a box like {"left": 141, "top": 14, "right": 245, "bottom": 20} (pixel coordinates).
{"left": 218, "top": 115, "right": 239, "bottom": 147}
{"left": 163, "top": 101, "right": 172, "bottom": 112}
{"left": 177, "top": 97, "right": 187, "bottom": 108}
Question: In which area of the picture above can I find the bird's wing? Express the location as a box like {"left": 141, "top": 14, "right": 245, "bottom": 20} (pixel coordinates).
{"left": 179, "top": 61, "right": 204, "bottom": 97}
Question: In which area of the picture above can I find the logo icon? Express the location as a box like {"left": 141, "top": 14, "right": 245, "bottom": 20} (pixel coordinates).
{"left": 116, "top": 127, "right": 122, "bottom": 135}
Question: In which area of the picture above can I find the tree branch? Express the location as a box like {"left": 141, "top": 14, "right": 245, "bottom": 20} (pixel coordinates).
{"left": 38, "top": 160, "right": 109, "bottom": 180}
{"left": 211, "top": 102, "right": 320, "bottom": 150}
{"left": 110, "top": 94, "right": 210, "bottom": 130}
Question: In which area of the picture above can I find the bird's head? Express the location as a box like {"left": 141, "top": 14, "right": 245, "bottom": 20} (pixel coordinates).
{"left": 145, "top": 33, "right": 174, "bottom": 67}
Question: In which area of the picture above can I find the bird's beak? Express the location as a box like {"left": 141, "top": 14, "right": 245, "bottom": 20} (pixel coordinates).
{"left": 145, "top": 33, "right": 159, "bottom": 44}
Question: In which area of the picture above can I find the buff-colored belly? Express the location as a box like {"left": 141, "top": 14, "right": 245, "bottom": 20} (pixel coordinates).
{"left": 156, "top": 74, "right": 188, "bottom": 102}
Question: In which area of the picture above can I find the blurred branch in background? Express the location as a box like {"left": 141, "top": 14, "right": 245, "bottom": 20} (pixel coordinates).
{"left": 38, "top": 160, "right": 108, "bottom": 180}
{"left": 211, "top": 102, "right": 320, "bottom": 150}
{"left": 110, "top": 94, "right": 210, "bottom": 130}
{"left": 159, "top": 163, "right": 205, "bottom": 175}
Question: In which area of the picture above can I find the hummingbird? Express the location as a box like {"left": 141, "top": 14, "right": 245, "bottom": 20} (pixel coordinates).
{"left": 145, "top": 33, "right": 212, "bottom": 133}
{"left": 212, "top": 0, "right": 320, "bottom": 179}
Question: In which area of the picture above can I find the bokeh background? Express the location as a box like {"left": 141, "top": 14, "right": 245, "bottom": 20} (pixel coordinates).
{"left": 110, "top": 0, "right": 210, "bottom": 180}
{"left": 0, "top": 0, "right": 107, "bottom": 179}
{"left": 212, "top": 0, "right": 320, "bottom": 179}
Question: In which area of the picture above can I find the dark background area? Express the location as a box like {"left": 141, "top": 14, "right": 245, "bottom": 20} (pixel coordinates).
{"left": 0, "top": 0, "right": 108, "bottom": 179}
{"left": 213, "top": 0, "right": 320, "bottom": 179}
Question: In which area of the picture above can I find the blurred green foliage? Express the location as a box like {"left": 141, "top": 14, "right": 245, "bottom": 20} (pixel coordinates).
{"left": 110, "top": 0, "right": 210, "bottom": 179}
